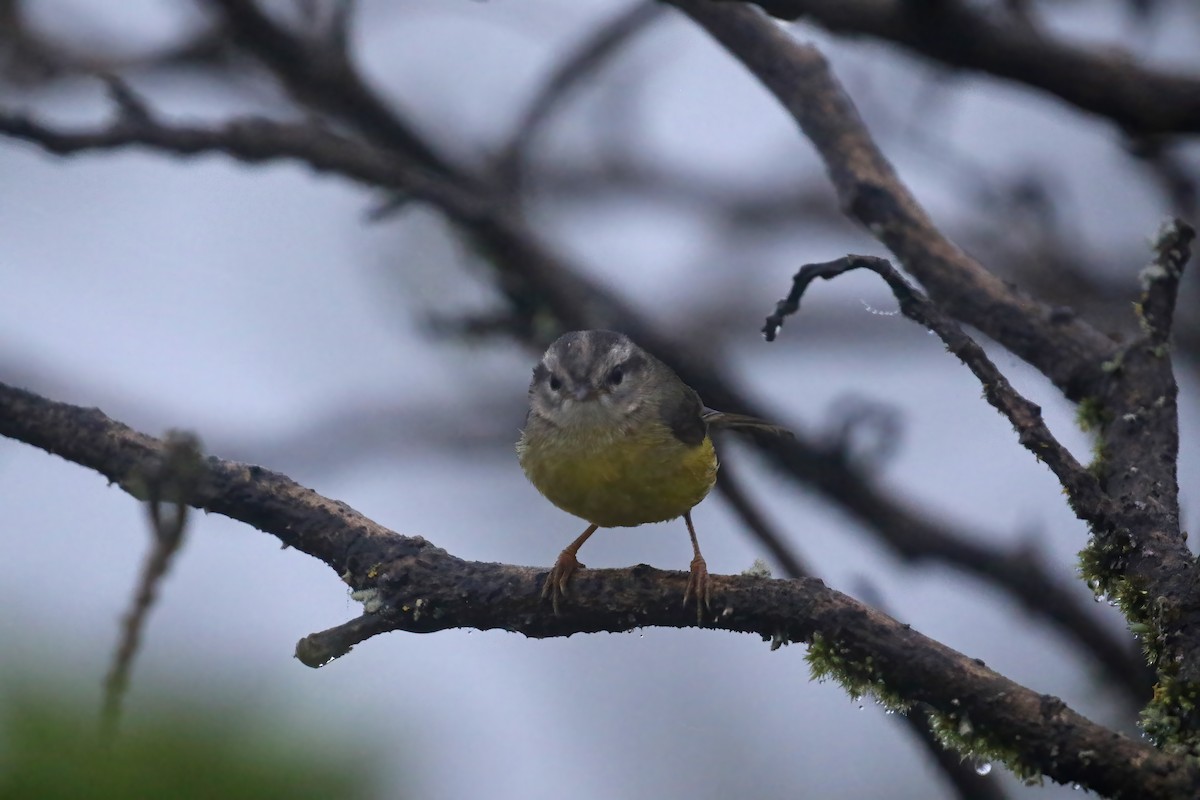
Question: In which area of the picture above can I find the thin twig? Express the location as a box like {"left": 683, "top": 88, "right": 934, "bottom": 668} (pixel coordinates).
{"left": 100, "top": 431, "right": 206, "bottom": 738}
{"left": 205, "top": 0, "right": 459, "bottom": 179}
{"left": 713, "top": 452, "right": 812, "bottom": 578}
{"left": 495, "top": 1, "right": 666, "bottom": 188}
{"left": 764, "top": 254, "right": 1107, "bottom": 525}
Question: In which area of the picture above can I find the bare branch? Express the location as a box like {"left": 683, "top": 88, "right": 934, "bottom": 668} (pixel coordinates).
{"left": 764, "top": 255, "right": 1108, "bottom": 525}
{"left": 713, "top": 453, "right": 812, "bottom": 578}
{"left": 1141, "top": 220, "right": 1194, "bottom": 346}
{"left": 297, "top": 613, "right": 393, "bottom": 668}
{"left": 670, "top": 0, "right": 1118, "bottom": 402}
{"left": 204, "top": 0, "right": 458, "bottom": 178}
{"left": 0, "top": 106, "right": 490, "bottom": 223}
{"left": 100, "top": 431, "right": 206, "bottom": 739}
{"left": 748, "top": 0, "right": 1200, "bottom": 135}
{"left": 759, "top": 225, "right": 1197, "bottom": 752}
{"left": 495, "top": 1, "right": 667, "bottom": 186}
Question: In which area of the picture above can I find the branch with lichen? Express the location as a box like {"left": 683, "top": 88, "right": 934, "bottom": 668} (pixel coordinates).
{"left": 1077, "top": 219, "right": 1199, "bottom": 755}
{"left": 0, "top": 379, "right": 1194, "bottom": 798}
{"left": 762, "top": 220, "right": 1198, "bottom": 759}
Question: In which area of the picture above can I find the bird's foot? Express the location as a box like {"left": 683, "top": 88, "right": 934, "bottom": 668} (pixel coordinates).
{"left": 683, "top": 555, "right": 712, "bottom": 623}
{"left": 542, "top": 549, "right": 583, "bottom": 615}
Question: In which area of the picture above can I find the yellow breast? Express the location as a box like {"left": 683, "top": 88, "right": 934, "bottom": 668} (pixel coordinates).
{"left": 517, "top": 420, "right": 717, "bottom": 528}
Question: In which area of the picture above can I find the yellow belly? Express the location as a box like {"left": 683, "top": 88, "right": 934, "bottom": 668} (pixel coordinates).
{"left": 518, "top": 422, "right": 717, "bottom": 528}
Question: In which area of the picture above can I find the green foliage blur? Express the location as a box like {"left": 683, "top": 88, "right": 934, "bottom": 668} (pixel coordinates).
{"left": 0, "top": 675, "right": 381, "bottom": 800}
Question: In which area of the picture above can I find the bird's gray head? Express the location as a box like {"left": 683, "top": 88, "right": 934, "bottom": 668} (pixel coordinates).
{"left": 527, "top": 330, "right": 656, "bottom": 429}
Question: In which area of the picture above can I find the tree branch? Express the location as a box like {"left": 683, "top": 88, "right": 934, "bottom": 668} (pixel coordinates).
{"left": 203, "top": 0, "right": 459, "bottom": 179}
{"left": 0, "top": 380, "right": 1193, "bottom": 798}
{"left": 494, "top": 0, "right": 667, "bottom": 189}
{"left": 100, "top": 430, "right": 204, "bottom": 739}
{"left": 1085, "top": 220, "right": 1200, "bottom": 752}
{"left": 744, "top": 0, "right": 1200, "bottom": 135}
{"left": 670, "top": 0, "right": 1118, "bottom": 401}
{"left": 0, "top": 99, "right": 1145, "bottom": 701}
{"left": 0, "top": 105, "right": 491, "bottom": 224}
{"left": 763, "top": 255, "right": 1109, "bottom": 526}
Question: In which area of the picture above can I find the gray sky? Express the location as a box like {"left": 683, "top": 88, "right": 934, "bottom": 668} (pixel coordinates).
{"left": 3, "top": 1, "right": 1199, "bottom": 797}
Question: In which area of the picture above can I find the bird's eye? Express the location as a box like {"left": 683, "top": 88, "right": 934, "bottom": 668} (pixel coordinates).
{"left": 549, "top": 375, "right": 562, "bottom": 391}
{"left": 607, "top": 367, "right": 623, "bottom": 387}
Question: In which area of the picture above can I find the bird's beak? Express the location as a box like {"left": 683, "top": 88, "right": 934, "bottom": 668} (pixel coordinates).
{"left": 572, "top": 386, "right": 596, "bottom": 402}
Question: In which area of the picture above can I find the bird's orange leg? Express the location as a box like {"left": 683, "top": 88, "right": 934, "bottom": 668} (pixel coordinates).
{"left": 542, "top": 523, "right": 599, "bottom": 615}
{"left": 683, "top": 511, "right": 711, "bottom": 621}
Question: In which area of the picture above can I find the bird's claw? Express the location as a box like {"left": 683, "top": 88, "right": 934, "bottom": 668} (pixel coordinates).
{"left": 683, "top": 555, "right": 712, "bottom": 623}
{"left": 542, "top": 550, "right": 583, "bottom": 616}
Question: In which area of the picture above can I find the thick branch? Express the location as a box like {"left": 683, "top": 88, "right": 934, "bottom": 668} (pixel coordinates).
{"left": 0, "top": 381, "right": 1193, "bottom": 798}
{"left": 745, "top": 0, "right": 1200, "bottom": 135}
{"left": 1087, "top": 221, "right": 1199, "bottom": 749}
{"left": 671, "top": 0, "right": 1117, "bottom": 401}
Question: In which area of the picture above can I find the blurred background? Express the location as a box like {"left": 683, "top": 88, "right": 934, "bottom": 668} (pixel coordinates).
{"left": 1, "top": 1, "right": 1198, "bottom": 797}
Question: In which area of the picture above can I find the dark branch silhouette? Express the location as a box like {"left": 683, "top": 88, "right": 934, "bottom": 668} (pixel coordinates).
{"left": 672, "top": 0, "right": 1117, "bottom": 402}
{"left": 746, "top": 0, "right": 1200, "bottom": 135}
{"left": 495, "top": 0, "right": 667, "bottom": 189}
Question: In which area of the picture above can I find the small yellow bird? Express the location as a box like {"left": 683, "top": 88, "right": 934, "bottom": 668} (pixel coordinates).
{"left": 517, "top": 330, "right": 789, "bottom": 618}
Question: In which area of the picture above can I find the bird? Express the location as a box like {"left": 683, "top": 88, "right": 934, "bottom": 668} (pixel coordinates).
{"left": 517, "top": 329, "right": 790, "bottom": 619}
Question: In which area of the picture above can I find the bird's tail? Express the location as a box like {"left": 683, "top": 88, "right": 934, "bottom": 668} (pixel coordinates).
{"left": 702, "top": 409, "right": 794, "bottom": 439}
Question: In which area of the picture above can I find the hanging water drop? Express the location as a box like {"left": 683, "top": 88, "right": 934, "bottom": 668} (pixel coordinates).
{"left": 974, "top": 762, "right": 992, "bottom": 776}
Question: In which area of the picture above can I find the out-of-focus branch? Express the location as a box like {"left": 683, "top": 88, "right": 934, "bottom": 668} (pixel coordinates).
{"left": 0, "top": 94, "right": 1147, "bottom": 702}
{"left": 0, "top": 381, "right": 1192, "bottom": 799}
{"left": 0, "top": 0, "right": 230, "bottom": 86}
{"left": 204, "top": 0, "right": 460, "bottom": 179}
{"left": 1129, "top": 138, "right": 1200, "bottom": 227}
{"left": 672, "top": 0, "right": 1118, "bottom": 402}
{"left": 745, "top": 0, "right": 1200, "bottom": 135}
{"left": 718, "top": 442, "right": 1008, "bottom": 799}
{"left": 101, "top": 431, "right": 205, "bottom": 739}
{"left": 532, "top": 152, "right": 845, "bottom": 232}
{"left": 712, "top": 453, "right": 812, "bottom": 578}
{"left": 495, "top": 1, "right": 667, "bottom": 189}
{"left": 0, "top": 97, "right": 485, "bottom": 220}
